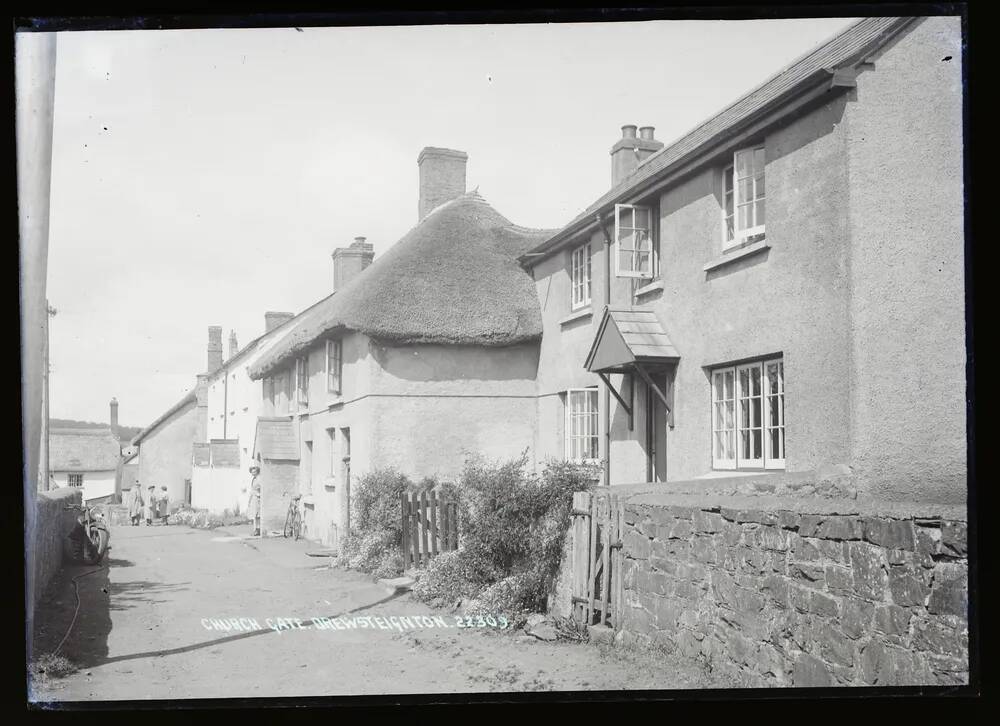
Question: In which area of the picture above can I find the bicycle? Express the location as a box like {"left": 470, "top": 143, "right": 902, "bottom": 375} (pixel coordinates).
{"left": 63, "top": 503, "right": 110, "bottom": 565}
{"left": 283, "top": 495, "right": 302, "bottom": 540}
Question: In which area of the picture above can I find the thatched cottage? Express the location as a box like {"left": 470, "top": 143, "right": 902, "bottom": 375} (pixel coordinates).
{"left": 247, "top": 148, "right": 552, "bottom": 545}
{"left": 49, "top": 426, "right": 122, "bottom": 504}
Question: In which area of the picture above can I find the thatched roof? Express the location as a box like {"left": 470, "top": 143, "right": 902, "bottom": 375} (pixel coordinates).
{"left": 249, "top": 191, "right": 553, "bottom": 380}
{"left": 50, "top": 427, "right": 121, "bottom": 472}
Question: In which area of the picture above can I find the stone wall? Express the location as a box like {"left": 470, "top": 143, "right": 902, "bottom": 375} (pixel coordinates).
{"left": 618, "top": 494, "right": 969, "bottom": 687}
{"left": 28, "top": 487, "right": 82, "bottom": 620}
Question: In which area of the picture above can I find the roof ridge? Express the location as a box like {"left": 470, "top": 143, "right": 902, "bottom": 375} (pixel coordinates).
{"left": 625, "top": 17, "right": 872, "bottom": 181}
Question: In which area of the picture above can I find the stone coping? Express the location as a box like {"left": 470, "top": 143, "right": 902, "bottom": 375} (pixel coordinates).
{"left": 621, "top": 491, "right": 966, "bottom": 522}
{"left": 601, "top": 470, "right": 966, "bottom": 522}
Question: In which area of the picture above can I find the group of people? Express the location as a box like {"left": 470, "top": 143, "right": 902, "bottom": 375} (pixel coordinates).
{"left": 126, "top": 483, "right": 170, "bottom": 526}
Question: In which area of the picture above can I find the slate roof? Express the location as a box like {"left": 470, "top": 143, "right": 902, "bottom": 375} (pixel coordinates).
{"left": 521, "top": 16, "right": 916, "bottom": 262}
{"left": 49, "top": 427, "right": 121, "bottom": 472}
{"left": 132, "top": 391, "right": 197, "bottom": 445}
{"left": 210, "top": 439, "right": 241, "bottom": 468}
{"left": 192, "top": 443, "right": 211, "bottom": 467}
{"left": 586, "top": 307, "right": 680, "bottom": 373}
{"left": 253, "top": 418, "right": 299, "bottom": 461}
{"left": 249, "top": 191, "right": 555, "bottom": 379}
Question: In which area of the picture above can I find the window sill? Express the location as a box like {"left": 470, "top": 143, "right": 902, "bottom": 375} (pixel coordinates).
{"left": 634, "top": 279, "right": 664, "bottom": 297}
{"left": 323, "top": 478, "right": 337, "bottom": 490}
{"left": 703, "top": 239, "right": 770, "bottom": 272}
{"left": 559, "top": 308, "right": 592, "bottom": 327}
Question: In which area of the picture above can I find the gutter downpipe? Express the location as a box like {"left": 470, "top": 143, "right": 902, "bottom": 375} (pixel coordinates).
{"left": 597, "top": 214, "right": 612, "bottom": 488}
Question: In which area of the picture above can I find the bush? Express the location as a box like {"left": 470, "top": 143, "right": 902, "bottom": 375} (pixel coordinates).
{"left": 337, "top": 468, "right": 411, "bottom": 574}
{"left": 412, "top": 454, "right": 599, "bottom": 616}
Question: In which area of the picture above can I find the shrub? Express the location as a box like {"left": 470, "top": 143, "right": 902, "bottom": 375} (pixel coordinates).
{"left": 372, "top": 550, "right": 404, "bottom": 580}
{"left": 412, "top": 454, "right": 599, "bottom": 616}
{"left": 337, "top": 468, "right": 412, "bottom": 574}
{"left": 411, "top": 550, "right": 489, "bottom": 605}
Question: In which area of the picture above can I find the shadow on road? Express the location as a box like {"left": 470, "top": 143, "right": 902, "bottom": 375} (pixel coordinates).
{"left": 109, "top": 579, "right": 191, "bottom": 612}
{"left": 31, "top": 561, "right": 114, "bottom": 668}
{"left": 98, "top": 590, "right": 406, "bottom": 666}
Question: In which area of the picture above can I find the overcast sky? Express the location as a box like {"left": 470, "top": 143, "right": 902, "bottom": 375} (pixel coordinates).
{"left": 44, "top": 16, "right": 858, "bottom": 426}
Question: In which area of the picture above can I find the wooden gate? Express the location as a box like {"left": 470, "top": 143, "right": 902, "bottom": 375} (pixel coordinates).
{"left": 570, "top": 489, "right": 625, "bottom": 629}
{"left": 401, "top": 490, "right": 459, "bottom": 568}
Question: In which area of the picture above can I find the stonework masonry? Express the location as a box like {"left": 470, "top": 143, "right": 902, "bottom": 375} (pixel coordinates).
{"left": 617, "top": 491, "right": 969, "bottom": 687}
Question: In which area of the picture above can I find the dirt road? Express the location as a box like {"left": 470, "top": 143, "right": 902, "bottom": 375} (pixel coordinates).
{"left": 29, "top": 523, "right": 722, "bottom": 702}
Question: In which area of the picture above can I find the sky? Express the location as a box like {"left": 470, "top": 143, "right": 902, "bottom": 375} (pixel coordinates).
{"left": 44, "top": 16, "right": 858, "bottom": 426}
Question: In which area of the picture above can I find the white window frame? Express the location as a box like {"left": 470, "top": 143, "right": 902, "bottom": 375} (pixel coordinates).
{"left": 722, "top": 144, "right": 766, "bottom": 250}
{"left": 763, "top": 359, "right": 785, "bottom": 470}
{"left": 614, "top": 203, "right": 654, "bottom": 278}
{"left": 326, "top": 339, "right": 343, "bottom": 395}
{"left": 711, "top": 357, "right": 784, "bottom": 471}
{"left": 565, "top": 387, "right": 600, "bottom": 464}
{"left": 570, "top": 244, "right": 592, "bottom": 310}
{"left": 295, "top": 356, "right": 308, "bottom": 406}
{"left": 326, "top": 427, "right": 337, "bottom": 477}
{"left": 67, "top": 473, "right": 84, "bottom": 488}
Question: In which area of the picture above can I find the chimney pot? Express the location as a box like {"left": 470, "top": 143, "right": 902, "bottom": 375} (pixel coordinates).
{"left": 332, "top": 238, "right": 375, "bottom": 293}
{"left": 207, "top": 326, "right": 223, "bottom": 372}
{"left": 417, "top": 147, "right": 468, "bottom": 221}
{"left": 264, "top": 311, "right": 294, "bottom": 334}
{"left": 610, "top": 124, "right": 665, "bottom": 186}
{"left": 109, "top": 397, "right": 119, "bottom": 430}
{"left": 228, "top": 330, "right": 239, "bottom": 359}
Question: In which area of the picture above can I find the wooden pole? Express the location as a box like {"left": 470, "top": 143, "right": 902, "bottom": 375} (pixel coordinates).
{"left": 400, "top": 492, "right": 409, "bottom": 568}
{"left": 429, "top": 489, "right": 438, "bottom": 556}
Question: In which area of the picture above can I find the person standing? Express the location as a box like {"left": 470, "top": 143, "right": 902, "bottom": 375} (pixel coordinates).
{"left": 145, "top": 484, "right": 156, "bottom": 525}
{"left": 245, "top": 465, "right": 261, "bottom": 537}
{"left": 159, "top": 485, "right": 170, "bottom": 525}
{"left": 129, "top": 483, "right": 143, "bottom": 526}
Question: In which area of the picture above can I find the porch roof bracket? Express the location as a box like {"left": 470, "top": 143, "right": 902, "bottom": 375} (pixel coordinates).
{"left": 597, "top": 371, "right": 633, "bottom": 431}
{"left": 633, "top": 363, "right": 670, "bottom": 412}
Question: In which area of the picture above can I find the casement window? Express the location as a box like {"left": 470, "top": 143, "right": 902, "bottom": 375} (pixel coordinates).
{"left": 723, "top": 145, "right": 766, "bottom": 250}
{"left": 570, "top": 244, "right": 592, "bottom": 310}
{"left": 326, "top": 428, "right": 337, "bottom": 477}
{"left": 712, "top": 357, "right": 784, "bottom": 470}
{"left": 295, "top": 356, "right": 308, "bottom": 405}
{"left": 565, "top": 387, "right": 600, "bottom": 463}
{"left": 615, "top": 203, "right": 657, "bottom": 278}
{"left": 67, "top": 473, "right": 84, "bottom": 488}
{"left": 326, "top": 339, "right": 343, "bottom": 395}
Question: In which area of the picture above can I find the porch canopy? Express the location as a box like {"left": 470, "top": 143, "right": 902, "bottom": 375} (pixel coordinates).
{"left": 584, "top": 306, "right": 679, "bottom": 428}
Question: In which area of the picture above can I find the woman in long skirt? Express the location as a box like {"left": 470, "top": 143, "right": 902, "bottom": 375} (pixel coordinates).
{"left": 129, "top": 484, "right": 143, "bottom": 526}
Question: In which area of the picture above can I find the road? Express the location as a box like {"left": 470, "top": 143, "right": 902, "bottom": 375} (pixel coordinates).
{"left": 29, "top": 523, "right": 719, "bottom": 702}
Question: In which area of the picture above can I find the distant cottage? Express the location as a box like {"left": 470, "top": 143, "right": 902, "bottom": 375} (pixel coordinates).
{"left": 246, "top": 148, "right": 553, "bottom": 543}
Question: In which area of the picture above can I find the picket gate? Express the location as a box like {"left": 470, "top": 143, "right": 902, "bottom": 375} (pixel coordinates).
{"left": 400, "top": 490, "right": 459, "bottom": 568}
{"left": 570, "top": 489, "right": 625, "bottom": 630}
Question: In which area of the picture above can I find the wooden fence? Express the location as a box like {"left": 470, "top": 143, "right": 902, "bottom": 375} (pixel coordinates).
{"left": 570, "top": 489, "right": 625, "bottom": 630}
{"left": 401, "top": 490, "right": 459, "bottom": 568}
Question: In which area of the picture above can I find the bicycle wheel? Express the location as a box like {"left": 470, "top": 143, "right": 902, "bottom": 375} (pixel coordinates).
{"left": 291, "top": 510, "right": 301, "bottom": 540}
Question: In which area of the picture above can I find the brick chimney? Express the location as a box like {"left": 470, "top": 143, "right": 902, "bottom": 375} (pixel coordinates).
{"left": 264, "top": 311, "right": 294, "bottom": 334}
{"left": 332, "top": 237, "right": 375, "bottom": 293}
{"left": 109, "top": 397, "right": 118, "bottom": 430}
{"left": 207, "top": 326, "right": 223, "bottom": 372}
{"left": 228, "top": 330, "right": 238, "bottom": 359}
{"left": 417, "top": 147, "right": 468, "bottom": 221}
{"left": 610, "top": 125, "right": 664, "bottom": 187}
